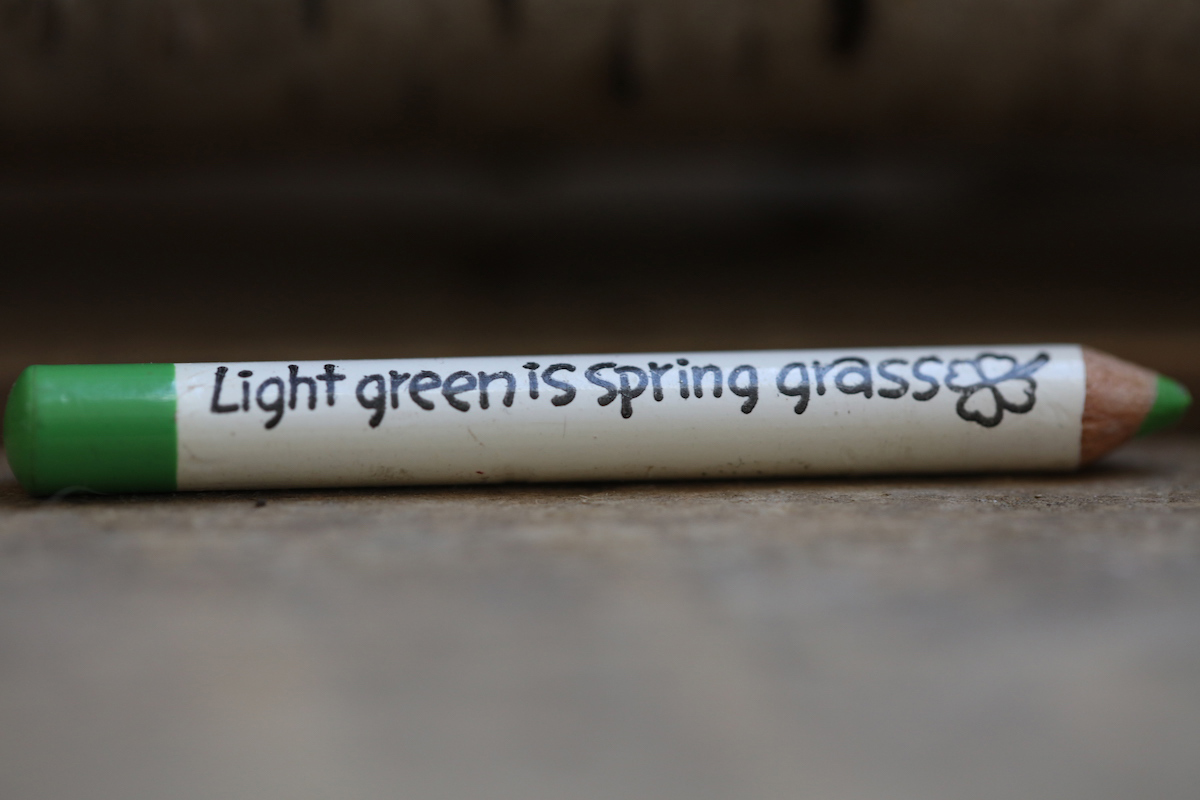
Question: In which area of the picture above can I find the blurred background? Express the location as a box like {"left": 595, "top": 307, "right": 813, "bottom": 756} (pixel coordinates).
{"left": 2, "top": 0, "right": 1198, "bottom": 411}
{"left": 3, "top": 2, "right": 1200, "bottom": 800}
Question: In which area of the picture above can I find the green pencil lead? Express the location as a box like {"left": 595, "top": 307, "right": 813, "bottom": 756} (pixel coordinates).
{"left": 1137, "top": 375, "right": 1191, "bottom": 436}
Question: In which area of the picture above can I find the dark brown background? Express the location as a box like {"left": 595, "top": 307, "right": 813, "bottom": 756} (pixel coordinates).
{"left": 2, "top": 146, "right": 1199, "bottom": 421}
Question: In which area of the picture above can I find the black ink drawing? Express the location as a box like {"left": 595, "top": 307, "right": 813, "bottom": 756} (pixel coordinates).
{"left": 945, "top": 353, "right": 1050, "bottom": 428}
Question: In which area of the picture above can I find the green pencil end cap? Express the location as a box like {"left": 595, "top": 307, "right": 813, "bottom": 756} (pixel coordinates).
{"left": 4, "top": 363, "right": 178, "bottom": 496}
{"left": 1137, "top": 374, "right": 1191, "bottom": 437}
{"left": 4, "top": 366, "right": 40, "bottom": 493}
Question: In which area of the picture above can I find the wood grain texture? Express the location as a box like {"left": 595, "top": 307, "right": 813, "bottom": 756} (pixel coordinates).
{"left": 1, "top": 436, "right": 1200, "bottom": 800}
{"left": 1081, "top": 346, "right": 1156, "bottom": 464}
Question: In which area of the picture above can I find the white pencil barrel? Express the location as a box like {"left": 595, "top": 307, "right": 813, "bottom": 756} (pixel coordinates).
{"left": 175, "top": 345, "right": 1085, "bottom": 489}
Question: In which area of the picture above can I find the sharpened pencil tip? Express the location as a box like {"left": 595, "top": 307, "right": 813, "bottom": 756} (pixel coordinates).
{"left": 1137, "top": 375, "right": 1191, "bottom": 436}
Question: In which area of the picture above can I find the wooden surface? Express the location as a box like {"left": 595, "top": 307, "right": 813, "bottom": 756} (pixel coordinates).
{"left": 3, "top": 435, "right": 1200, "bottom": 800}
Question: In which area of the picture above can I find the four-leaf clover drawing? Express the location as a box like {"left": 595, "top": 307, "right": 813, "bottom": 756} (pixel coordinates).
{"left": 945, "top": 352, "right": 1049, "bottom": 428}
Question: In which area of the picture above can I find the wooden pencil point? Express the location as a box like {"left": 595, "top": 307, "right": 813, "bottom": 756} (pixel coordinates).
{"left": 1081, "top": 348, "right": 1159, "bottom": 464}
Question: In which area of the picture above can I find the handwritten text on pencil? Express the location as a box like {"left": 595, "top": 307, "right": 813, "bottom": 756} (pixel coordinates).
{"left": 210, "top": 353, "right": 1049, "bottom": 431}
